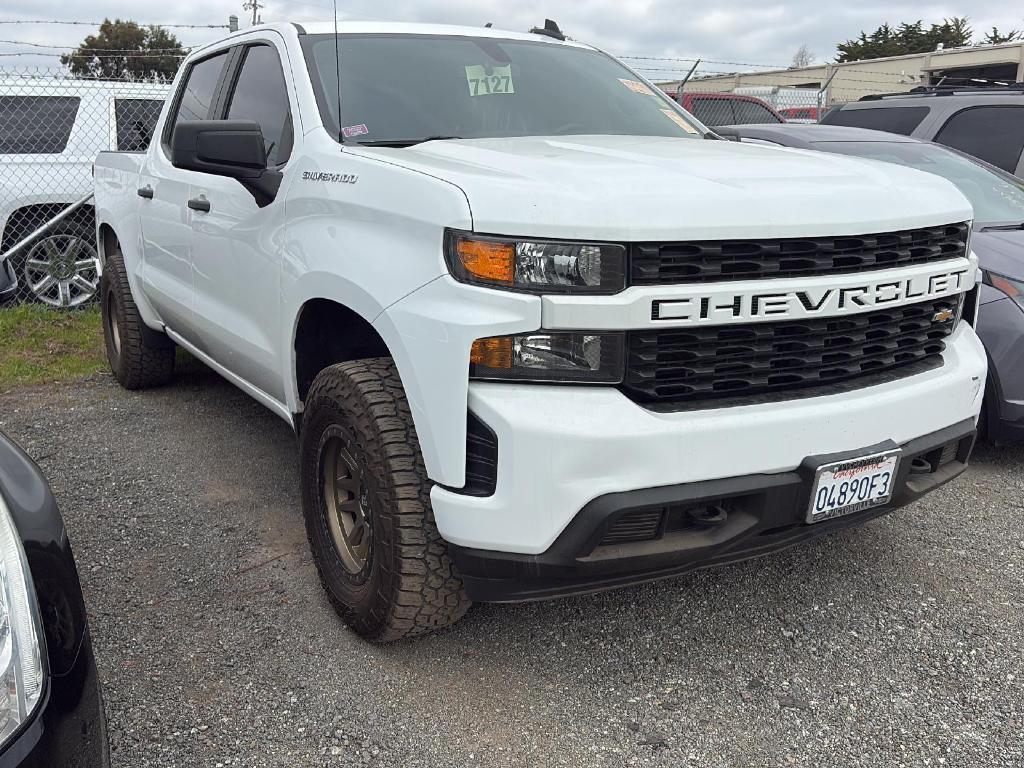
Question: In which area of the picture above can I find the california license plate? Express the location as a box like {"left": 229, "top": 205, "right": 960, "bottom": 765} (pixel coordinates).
{"left": 806, "top": 450, "right": 901, "bottom": 524}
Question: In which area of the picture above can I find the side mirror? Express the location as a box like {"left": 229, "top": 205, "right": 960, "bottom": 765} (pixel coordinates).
{"left": 170, "top": 120, "right": 281, "bottom": 207}
{"left": 171, "top": 120, "right": 267, "bottom": 177}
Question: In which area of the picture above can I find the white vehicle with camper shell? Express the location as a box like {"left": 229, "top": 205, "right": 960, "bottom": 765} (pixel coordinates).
{"left": 92, "top": 20, "right": 987, "bottom": 641}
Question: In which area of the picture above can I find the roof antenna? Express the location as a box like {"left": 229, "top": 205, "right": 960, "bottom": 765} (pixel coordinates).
{"left": 333, "top": 0, "right": 343, "bottom": 143}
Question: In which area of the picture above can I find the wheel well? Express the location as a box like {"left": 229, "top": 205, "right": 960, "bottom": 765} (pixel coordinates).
{"left": 0, "top": 203, "right": 96, "bottom": 253}
{"left": 294, "top": 299, "right": 390, "bottom": 404}
{"left": 98, "top": 223, "right": 119, "bottom": 264}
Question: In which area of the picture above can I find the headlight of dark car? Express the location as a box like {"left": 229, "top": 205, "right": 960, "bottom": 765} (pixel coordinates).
{"left": 982, "top": 270, "right": 1024, "bottom": 310}
{"left": 0, "top": 492, "right": 44, "bottom": 743}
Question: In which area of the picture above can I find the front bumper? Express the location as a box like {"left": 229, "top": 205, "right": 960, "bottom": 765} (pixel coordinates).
{"left": 0, "top": 629, "right": 108, "bottom": 768}
{"left": 431, "top": 323, "right": 986, "bottom": 555}
{"left": 450, "top": 418, "right": 976, "bottom": 602}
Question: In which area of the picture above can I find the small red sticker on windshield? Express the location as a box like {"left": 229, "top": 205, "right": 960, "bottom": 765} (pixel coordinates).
{"left": 342, "top": 124, "right": 369, "bottom": 138}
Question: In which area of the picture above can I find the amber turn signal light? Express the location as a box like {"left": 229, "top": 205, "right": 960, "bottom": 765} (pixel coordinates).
{"left": 455, "top": 238, "right": 515, "bottom": 285}
{"left": 470, "top": 336, "right": 514, "bottom": 370}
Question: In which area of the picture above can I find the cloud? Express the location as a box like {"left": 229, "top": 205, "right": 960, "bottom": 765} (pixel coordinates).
{"left": 1, "top": 0, "right": 1021, "bottom": 73}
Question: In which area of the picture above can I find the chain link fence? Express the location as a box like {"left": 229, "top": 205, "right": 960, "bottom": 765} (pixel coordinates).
{"left": 633, "top": 58, "right": 921, "bottom": 129}
{"left": 0, "top": 67, "right": 170, "bottom": 308}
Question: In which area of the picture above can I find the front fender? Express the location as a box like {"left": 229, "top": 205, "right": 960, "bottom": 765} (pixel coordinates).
{"left": 373, "top": 277, "right": 539, "bottom": 487}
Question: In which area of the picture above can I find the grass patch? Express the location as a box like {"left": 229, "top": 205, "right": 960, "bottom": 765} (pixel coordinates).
{"left": 0, "top": 304, "right": 106, "bottom": 391}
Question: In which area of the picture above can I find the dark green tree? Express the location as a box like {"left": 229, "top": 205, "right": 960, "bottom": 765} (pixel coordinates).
{"left": 836, "top": 17, "right": 973, "bottom": 62}
{"left": 980, "top": 27, "right": 1022, "bottom": 45}
{"left": 60, "top": 19, "right": 186, "bottom": 81}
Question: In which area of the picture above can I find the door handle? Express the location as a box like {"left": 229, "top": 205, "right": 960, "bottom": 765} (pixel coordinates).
{"left": 187, "top": 197, "right": 211, "bottom": 213}
{"left": 137, "top": 185, "right": 154, "bottom": 199}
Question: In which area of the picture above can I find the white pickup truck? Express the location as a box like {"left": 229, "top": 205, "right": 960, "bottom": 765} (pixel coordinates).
{"left": 93, "top": 20, "right": 986, "bottom": 641}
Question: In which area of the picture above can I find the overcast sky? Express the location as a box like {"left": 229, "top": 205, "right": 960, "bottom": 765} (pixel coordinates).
{"left": 1, "top": 1, "right": 1022, "bottom": 75}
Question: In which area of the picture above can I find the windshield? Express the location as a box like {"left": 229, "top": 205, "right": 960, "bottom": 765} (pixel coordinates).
{"left": 816, "top": 140, "right": 1024, "bottom": 225}
{"left": 301, "top": 34, "right": 703, "bottom": 145}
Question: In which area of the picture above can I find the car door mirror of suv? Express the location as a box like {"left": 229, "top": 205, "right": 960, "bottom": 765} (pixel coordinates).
{"left": 170, "top": 120, "right": 282, "bottom": 207}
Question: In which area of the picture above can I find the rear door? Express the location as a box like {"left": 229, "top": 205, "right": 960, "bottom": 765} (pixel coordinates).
{"left": 188, "top": 40, "right": 296, "bottom": 401}
{"left": 138, "top": 49, "right": 231, "bottom": 335}
{"left": 932, "top": 105, "right": 1024, "bottom": 176}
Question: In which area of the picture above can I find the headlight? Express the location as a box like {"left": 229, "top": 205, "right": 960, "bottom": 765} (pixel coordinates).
{"left": 445, "top": 232, "right": 626, "bottom": 294}
{"left": 470, "top": 332, "right": 624, "bottom": 383}
{"left": 982, "top": 270, "right": 1024, "bottom": 309}
{"left": 0, "top": 493, "right": 44, "bottom": 744}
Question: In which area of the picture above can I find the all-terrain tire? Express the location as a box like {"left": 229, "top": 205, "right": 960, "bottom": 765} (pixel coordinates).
{"left": 100, "top": 250, "right": 175, "bottom": 389}
{"left": 300, "top": 359, "right": 471, "bottom": 642}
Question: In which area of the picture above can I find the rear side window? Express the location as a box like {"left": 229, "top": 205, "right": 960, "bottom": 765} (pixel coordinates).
{"left": 165, "top": 51, "right": 230, "bottom": 146}
{"left": 821, "top": 105, "right": 930, "bottom": 135}
{"left": 115, "top": 98, "right": 164, "bottom": 152}
{"left": 688, "top": 98, "right": 733, "bottom": 126}
{"left": 225, "top": 44, "right": 293, "bottom": 166}
{"left": 0, "top": 96, "right": 79, "bottom": 154}
{"left": 731, "top": 100, "right": 782, "bottom": 124}
{"left": 935, "top": 106, "right": 1024, "bottom": 174}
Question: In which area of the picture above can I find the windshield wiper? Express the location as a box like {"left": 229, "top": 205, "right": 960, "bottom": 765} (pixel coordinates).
{"left": 980, "top": 223, "right": 1024, "bottom": 231}
{"left": 352, "top": 136, "right": 464, "bottom": 148}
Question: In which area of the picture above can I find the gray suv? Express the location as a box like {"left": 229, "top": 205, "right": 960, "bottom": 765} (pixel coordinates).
{"left": 821, "top": 86, "right": 1024, "bottom": 177}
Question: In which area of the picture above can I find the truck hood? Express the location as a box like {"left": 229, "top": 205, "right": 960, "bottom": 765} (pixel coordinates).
{"left": 354, "top": 135, "right": 973, "bottom": 241}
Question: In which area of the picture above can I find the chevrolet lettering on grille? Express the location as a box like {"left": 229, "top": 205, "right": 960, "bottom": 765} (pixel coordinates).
{"left": 651, "top": 267, "right": 970, "bottom": 324}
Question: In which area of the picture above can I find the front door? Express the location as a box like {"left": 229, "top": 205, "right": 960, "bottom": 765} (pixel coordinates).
{"left": 189, "top": 41, "right": 296, "bottom": 402}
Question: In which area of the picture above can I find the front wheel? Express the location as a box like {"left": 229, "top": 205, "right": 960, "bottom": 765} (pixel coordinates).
{"left": 300, "top": 359, "right": 470, "bottom": 642}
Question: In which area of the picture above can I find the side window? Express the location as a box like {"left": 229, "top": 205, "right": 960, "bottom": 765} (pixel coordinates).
{"left": 821, "top": 105, "right": 930, "bottom": 135}
{"left": 689, "top": 98, "right": 734, "bottom": 126}
{"left": 732, "top": 100, "right": 782, "bottom": 125}
{"left": 115, "top": 98, "right": 165, "bottom": 152}
{"left": 0, "top": 96, "right": 79, "bottom": 154}
{"left": 225, "top": 44, "right": 293, "bottom": 166}
{"left": 935, "top": 106, "right": 1024, "bottom": 175}
{"left": 164, "top": 51, "right": 230, "bottom": 147}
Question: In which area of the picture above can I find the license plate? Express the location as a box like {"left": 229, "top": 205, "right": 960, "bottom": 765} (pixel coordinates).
{"left": 806, "top": 450, "right": 900, "bottom": 524}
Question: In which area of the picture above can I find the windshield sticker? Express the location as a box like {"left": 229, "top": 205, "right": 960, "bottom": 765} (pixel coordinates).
{"left": 619, "top": 78, "right": 655, "bottom": 96}
{"left": 342, "top": 123, "right": 369, "bottom": 138}
{"left": 660, "top": 108, "right": 698, "bottom": 134}
{"left": 465, "top": 65, "right": 515, "bottom": 96}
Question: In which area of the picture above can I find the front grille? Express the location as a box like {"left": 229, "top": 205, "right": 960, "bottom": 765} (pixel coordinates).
{"left": 623, "top": 297, "right": 958, "bottom": 406}
{"left": 630, "top": 223, "right": 968, "bottom": 285}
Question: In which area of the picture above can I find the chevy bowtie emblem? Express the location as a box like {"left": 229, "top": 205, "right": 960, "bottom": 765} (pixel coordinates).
{"left": 932, "top": 308, "right": 955, "bottom": 323}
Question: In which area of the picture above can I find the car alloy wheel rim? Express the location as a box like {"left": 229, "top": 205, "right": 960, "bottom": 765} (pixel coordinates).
{"left": 23, "top": 234, "right": 100, "bottom": 307}
{"left": 322, "top": 433, "right": 373, "bottom": 575}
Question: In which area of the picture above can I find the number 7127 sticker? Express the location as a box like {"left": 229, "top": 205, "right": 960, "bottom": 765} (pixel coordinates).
{"left": 465, "top": 64, "right": 515, "bottom": 96}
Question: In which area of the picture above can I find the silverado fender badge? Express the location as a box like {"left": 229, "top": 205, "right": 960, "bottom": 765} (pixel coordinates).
{"left": 301, "top": 171, "right": 358, "bottom": 184}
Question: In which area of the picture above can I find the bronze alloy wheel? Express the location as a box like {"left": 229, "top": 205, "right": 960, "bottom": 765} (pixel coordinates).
{"left": 320, "top": 430, "right": 373, "bottom": 575}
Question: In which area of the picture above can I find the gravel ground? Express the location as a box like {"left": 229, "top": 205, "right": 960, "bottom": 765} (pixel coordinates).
{"left": 1, "top": 368, "right": 1021, "bottom": 767}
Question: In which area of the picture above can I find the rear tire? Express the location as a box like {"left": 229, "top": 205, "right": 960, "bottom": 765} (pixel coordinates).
{"left": 299, "top": 359, "right": 470, "bottom": 642}
{"left": 100, "top": 251, "right": 175, "bottom": 389}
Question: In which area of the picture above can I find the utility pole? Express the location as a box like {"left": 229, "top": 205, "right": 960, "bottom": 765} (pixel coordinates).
{"left": 243, "top": 0, "right": 264, "bottom": 26}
